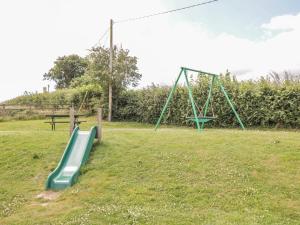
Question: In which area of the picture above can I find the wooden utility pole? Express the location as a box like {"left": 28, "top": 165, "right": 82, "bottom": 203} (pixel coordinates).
{"left": 108, "top": 19, "right": 113, "bottom": 122}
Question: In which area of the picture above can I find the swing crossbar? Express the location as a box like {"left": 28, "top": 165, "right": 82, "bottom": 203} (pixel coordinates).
{"left": 181, "top": 67, "right": 218, "bottom": 77}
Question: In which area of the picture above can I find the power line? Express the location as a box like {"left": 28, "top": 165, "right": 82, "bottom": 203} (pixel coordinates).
{"left": 103, "top": 30, "right": 110, "bottom": 47}
{"left": 91, "top": 27, "right": 110, "bottom": 48}
{"left": 93, "top": 0, "right": 219, "bottom": 47}
{"left": 115, "top": 0, "right": 219, "bottom": 24}
{"left": 62, "top": 27, "right": 109, "bottom": 82}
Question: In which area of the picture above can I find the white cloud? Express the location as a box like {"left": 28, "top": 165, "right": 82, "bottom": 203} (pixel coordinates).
{"left": 261, "top": 13, "right": 300, "bottom": 31}
{"left": 0, "top": 0, "right": 299, "bottom": 101}
{"left": 118, "top": 11, "right": 300, "bottom": 84}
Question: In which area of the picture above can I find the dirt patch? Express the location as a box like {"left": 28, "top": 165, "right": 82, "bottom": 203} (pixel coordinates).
{"left": 36, "top": 191, "right": 60, "bottom": 201}
{"left": 263, "top": 154, "right": 280, "bottom": 170}
{"left": 251, "top": 170, "right": 259, "bottom": 178}
{"left": 31, "top": 202, "right": 50, "bottom": 207}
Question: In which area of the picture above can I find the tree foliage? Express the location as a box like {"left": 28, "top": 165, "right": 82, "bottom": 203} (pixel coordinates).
{"left": 267, "top": 71, "right": 300, "bottom": 84}
{"left": 82, "top": 46, "right": 141, "bottom": 90}
{"left": 70, "top": 46, "right": 142, "bottom": 115}
{"left": 43, "top": 54, "right": 88, "bottom": 89}
{"left": 7, "top": 85, "right": 102, "bottom": 112}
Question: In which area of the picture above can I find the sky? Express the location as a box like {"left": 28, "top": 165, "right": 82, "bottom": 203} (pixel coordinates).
{"left": 0, "top": 0, "right": 300, "bottom": 101}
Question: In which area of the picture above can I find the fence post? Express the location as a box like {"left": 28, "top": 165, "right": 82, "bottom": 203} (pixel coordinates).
{"left": 69, "top": 107, "right": 75, "bottom": 136}
{"left": 2, "top": 104, "right": 5, "bottom": 116}
{"left": 97, "top": 108, "right": 102, "bottom": 142}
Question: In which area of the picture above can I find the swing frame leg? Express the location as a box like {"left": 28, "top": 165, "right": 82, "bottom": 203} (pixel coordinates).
{"left": 201, "top": 75, "right": 216, "bottom": 130}
{"left": 184, "top": 69, "right": 201, "bottom": 132}
{"left": 155, "top": 69, "right": 183, "bottom": 130}
{"left": 217, "top": 78, "right": 245, "bottom": 130}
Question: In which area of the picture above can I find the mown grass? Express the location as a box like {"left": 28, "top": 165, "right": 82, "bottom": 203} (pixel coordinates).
{"left": 0, "top": 118, "right": 300, "bottom": 224}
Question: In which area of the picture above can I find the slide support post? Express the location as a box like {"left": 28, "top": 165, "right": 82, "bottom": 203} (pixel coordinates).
{"left": 97, "top": 108, "right": 103, "bottom": 142}
{"left": 69, "top": 107, "right": 75, "bottom": 136}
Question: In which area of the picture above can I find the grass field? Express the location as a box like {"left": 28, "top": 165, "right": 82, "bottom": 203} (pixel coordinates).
{"left": 0, "top": 118, "right": 300, "bottom": 225}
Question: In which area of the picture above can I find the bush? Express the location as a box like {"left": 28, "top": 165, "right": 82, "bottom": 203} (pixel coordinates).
{"left": 5, "top": 85, "right": 103, "bottom": 112}
{"left": 3, "top": 76, "right": 300, "bottom": 128}
{"left": 112, "top": 78, "right": 300, "bottom": 128}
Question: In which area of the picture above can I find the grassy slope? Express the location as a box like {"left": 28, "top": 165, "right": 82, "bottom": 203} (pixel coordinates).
{"left": 0, "top": 119, "right": 300, "bottom": 225}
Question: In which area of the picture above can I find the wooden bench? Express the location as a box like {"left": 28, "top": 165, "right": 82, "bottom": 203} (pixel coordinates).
{"left": 45, "top": 114, "right": 86, "bottom": 130}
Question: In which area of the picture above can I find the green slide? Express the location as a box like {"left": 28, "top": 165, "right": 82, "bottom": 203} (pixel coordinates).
{"left": 46, "top": 126, "right": 98, "bottom": 190}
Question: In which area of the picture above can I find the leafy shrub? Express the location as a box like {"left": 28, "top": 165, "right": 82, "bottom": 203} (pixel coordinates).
{"left": 112, "top": 77, "right": 300, "bottom": 128}
{"left": 5, "top": 85, "right": 102, "bottom": 112}
{"left": 3, "top": 76, "right": 300, "bottom": 128}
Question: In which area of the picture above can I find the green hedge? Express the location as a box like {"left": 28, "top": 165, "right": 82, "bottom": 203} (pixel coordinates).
{"left": 5, "top": 85, "right": 102, "bottom": 112}
{"left": 4, "top": 77, "right": 300, "bottom": 128}
{"left": 113, "top": 77, "right": 300, "bottom": 128}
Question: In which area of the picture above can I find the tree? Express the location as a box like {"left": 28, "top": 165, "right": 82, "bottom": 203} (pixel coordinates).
{"left": 86, "top": 46, "right": 141, "bottom": 90}
{"left": 81, "top": 46, "right": 142, "bottom": 117}
{"left": 43, "top": 54, "right": 88, "bottom": 89}
{"left": 267, "top": 71, "right": 300, "bottom": 84}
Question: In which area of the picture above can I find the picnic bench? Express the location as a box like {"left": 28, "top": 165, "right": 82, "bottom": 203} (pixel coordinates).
{"left": 45, "top": 114, "right": 87, "bottom": 130}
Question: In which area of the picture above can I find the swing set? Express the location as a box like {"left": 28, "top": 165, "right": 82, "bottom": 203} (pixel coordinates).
{"left": 155, "top": 67, "right": 245, "bottom": 132}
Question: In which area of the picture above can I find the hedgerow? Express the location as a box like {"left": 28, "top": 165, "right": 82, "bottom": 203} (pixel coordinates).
{"left": 4, "top": 77, "right": 300, "bottom": 128}
{"left": 5, "top": 84, "right": 102, "bottom": 112}
{"left": 113, "top": 77, "right": 300, "bottom": 128}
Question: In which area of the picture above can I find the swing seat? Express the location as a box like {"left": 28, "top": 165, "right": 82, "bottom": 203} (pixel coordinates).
{"left": 186, "top": 116, "right": 217, "bottom": 123}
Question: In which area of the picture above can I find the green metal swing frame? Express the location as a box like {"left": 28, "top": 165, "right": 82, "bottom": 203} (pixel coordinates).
{"left": 155, "top": 67, "right": 245, "bottom": 132}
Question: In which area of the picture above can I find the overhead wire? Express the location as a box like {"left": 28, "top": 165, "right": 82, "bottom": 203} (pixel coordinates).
{"left": 53, "top": 0, "right": 219, "bottom": 109}
{"left": 115, "top": 0, "right": 219, "bottom": 24}
{"left": 51, "top": 27, "right": 109, "bottom": 104}
{"left": 91, "top": 27, "right": 110, "bottom": 48}
{"left": 72, "top": 0, "right": 219, "bottom": 75}
{"left": 93, "top": 0, "right": 219, "bottom": 48}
